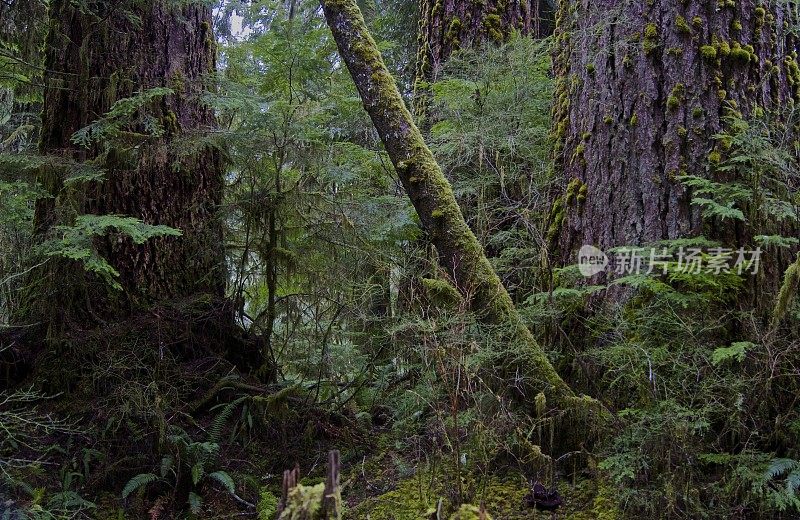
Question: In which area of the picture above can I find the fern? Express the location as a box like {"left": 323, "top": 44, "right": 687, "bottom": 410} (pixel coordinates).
{"left": 191, "top": 463, "right": 205, "bottom": 486}
{"left": 159, "top": 455, "right": 174, "bottom": 478}
{"left": 678, "top": 175, "right": 750, "bottom": 221}
{"left": 689, "top": 197, "right": 746, "bottom": 221}
{"left": 121, "top": 473, "right": 160, "bottom": 499}
{"left": 208, "top": 395, "right": 248, "bottom": 444}
{"left": 188, "top": 491, "right": 203, "bottom": 514}
{"left": 760, "top": 458, "right": 800, "bottom": 511}
{"left": 755, "top": 235, "right": 800, "bottom": 249}
{"left": 711, "top": 341, "right": 755, "bottom": 366}
{"left": 208, "top": 471, "right": 236, "bottom": 495}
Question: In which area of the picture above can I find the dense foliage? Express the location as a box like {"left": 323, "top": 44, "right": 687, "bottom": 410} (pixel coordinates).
{"left": 1, "top": 0, "right": 798, "bottom": 518}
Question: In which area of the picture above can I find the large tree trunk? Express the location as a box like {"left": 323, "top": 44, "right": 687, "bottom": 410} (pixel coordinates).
{"left": 552, "top": 0, "right": 799, "bottom": 261}
{"left": 0, "top": 0, "right": 266, "bottom": 386}
{"left": 320, "top": 0, "right": 591, "bottom": 414}
{"left": 35, "top": 0, "right": 226, "bottom": 315}
{"left": 415, "top": 0, "right": 555, "bottom": 87}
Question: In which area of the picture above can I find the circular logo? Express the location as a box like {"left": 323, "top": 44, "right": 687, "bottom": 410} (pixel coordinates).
{"left": 578, "top": 245, "right": 608, "bottom": 277}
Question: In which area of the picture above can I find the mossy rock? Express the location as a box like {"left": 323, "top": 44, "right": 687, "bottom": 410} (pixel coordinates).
{"left": 560, "top": 478, "right": 620, "bottom": 520}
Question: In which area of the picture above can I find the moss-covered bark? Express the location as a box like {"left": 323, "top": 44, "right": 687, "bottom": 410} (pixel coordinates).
{"left": 35, "top": 0, "right": 226, "bottom": 314}
{"left": 4, "top": 0, "right": 265, "bottom": 382}
{"left": 320, "top": 0, "right": 578, "bottom": 406}
{"left": 414, "top": 0, "right": 554, "bottom": 118}
{"left": 553, "top": 0, "right": 799, "bottom": 263}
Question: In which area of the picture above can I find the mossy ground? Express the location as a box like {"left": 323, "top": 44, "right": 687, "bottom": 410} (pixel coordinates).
{"left": 342, "top": 443, "right": 612, "bottom": 519}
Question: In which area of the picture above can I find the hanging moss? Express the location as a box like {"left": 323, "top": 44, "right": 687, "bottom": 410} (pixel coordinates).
{"left": 717, "top": 40, "right": 731, "bottom": 57}
{"left": 623, "top": 54, "right": 633, "bottom": 69}
{"left": 755, "top": 6, "right": 766, "bottom": 27}
{"left": 729, "top": 42, "right": 753, "bottom": 62}
{"left": 161, "top": 110, "right": 179, "bottom": 136}
{"left": 446, "top": 17, "right": 462, "bottom": 45}
{"left": 577, "top": 183, "right": 588, "bottom": 203}
{"left": 566, "top": 177, "right": 584, "bottom": 204}
{"left": 483, "top": 14, "right": 503, "bottom": 43}
{"left": 546, "top": 196, "right": 566, "bottom": 245}
{"left": 772, "top": 254, "right": 800, "bottom": 325}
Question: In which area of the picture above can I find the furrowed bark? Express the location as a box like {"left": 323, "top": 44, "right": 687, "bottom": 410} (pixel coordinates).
{"left": 5, "top": 0, "right": 264, "bottom": 383}
{"left": 24, "top": 0, "right": 229, "bottom": 331}
{"left": 415, "top": 0, "right": 554, "bottom": 85}
{"left": 37, "top": 0, "right": 226, "bottom": 303}
{"left": 320, "top": 0, "right": 575, "bottom": 404}
{"left": 552, "top": 0, "right": 799, "bottom": 266}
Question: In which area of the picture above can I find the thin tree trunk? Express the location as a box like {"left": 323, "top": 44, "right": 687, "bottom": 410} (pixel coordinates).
{"left": 320, "top": 0, "right": 578, "bottom": 406}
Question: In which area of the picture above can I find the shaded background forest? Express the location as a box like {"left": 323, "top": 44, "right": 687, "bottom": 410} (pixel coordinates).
{"left": 1, "top": 0, "right": 800, "bottom": 518}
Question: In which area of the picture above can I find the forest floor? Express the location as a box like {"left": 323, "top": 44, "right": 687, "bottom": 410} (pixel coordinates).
{"left": 3, "top": 377, "right": 613, "bottom": 519}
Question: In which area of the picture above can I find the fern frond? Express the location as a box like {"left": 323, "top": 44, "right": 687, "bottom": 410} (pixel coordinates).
{"left": 208, "top": 395, "right": 248, "bottom": 444}
{"left": 71, "top": 88, "right": 173, "bottom": 148}
{"left": 208, "top": 471, "right": 236, "bottom": 495}
{"left": 121, "top": 473, "right": 160, "bottom": 499}
{"left": 188, "top": 491, "right": 203, "bottom": 514}
{"left": 766, "top": 458, "right": 800, "bottom": 480}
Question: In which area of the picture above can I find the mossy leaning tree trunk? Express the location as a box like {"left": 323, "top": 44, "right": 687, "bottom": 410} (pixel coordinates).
{"left": 35, "top": 0, "right": 226, "bottom": 319}
{"left": 552, "top": 0, "right": 799, "bottom": 261}
{"left": 320, "top": 0, "right": 591, "bottom": 413}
